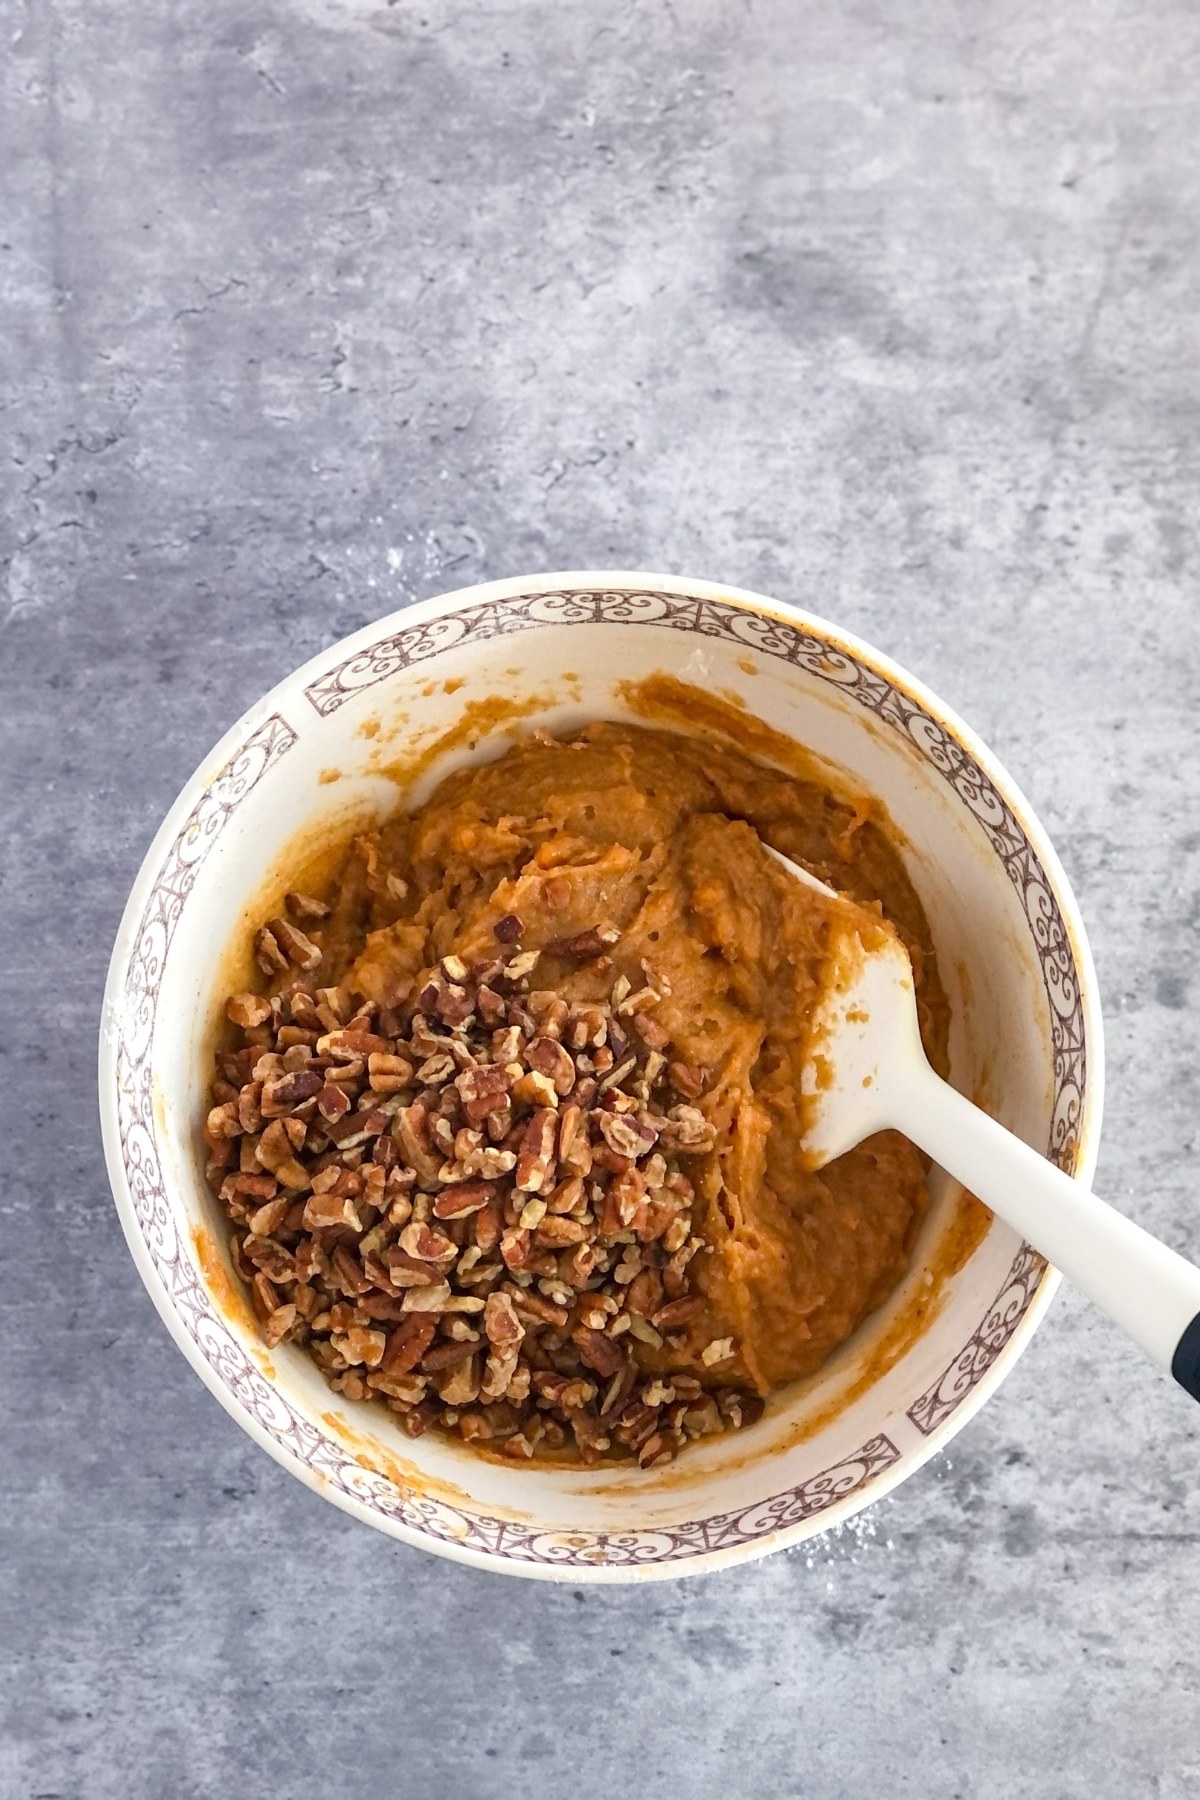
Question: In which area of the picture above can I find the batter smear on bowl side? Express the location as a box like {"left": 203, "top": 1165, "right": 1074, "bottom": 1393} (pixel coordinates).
{"left": 203, "top": 722, "right": 948, "bottom": 1466}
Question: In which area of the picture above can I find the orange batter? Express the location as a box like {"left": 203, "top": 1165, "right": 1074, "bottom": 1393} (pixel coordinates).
{"left": 309, "top": 722, "right": 947, "bottom": 1398}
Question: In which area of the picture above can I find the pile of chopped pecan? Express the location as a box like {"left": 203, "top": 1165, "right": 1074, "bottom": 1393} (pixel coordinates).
{"left": 203, "top": 896, "right": 764, "bottom": 1466}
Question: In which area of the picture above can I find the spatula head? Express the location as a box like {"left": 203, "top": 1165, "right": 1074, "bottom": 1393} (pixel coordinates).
{"left": 764, "top": 845, "right": 924, "bottom": 1170}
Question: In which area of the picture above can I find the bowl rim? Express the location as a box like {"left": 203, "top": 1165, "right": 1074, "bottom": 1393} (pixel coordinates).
{"left": 99, "top": 570, "right": 1104, "bottom": 1581}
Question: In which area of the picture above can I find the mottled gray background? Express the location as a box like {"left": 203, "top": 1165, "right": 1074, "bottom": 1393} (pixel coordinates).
{"left": 4, "top": 0, "right": 1200, "bottom": 1794}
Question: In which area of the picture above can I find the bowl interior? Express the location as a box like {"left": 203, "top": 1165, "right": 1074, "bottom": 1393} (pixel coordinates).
{"left": 105, "top": 581, "right": 1097, "bottom": 1577}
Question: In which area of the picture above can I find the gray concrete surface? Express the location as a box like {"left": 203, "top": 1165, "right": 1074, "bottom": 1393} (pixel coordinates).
{"left": 4, "top": 0, "right": 1200, "bottom": 1794}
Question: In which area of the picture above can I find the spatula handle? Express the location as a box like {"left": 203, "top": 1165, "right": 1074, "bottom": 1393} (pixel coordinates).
{"left": 895, "top": 1064, "right": 1200, "bottom": 1398}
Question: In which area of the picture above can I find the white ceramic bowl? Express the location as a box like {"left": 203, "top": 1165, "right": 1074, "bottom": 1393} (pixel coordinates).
{"left": 100, "top": 573, "right": 1103, "bottom": 1582}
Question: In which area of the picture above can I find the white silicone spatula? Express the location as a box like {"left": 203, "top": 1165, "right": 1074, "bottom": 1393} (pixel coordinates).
{"left": 768, "top": 846, "right": 1200, "bottom": 1402}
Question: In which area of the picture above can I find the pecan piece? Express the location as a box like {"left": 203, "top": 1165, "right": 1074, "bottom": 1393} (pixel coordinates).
{"left": 254, "top": 926, "right": 289, "bottom": 976}
{"left": 220, "top": 1171, "right": 278, "bottom": 1206}
{"left": 432, "top": 1180, "right": 494, "bottom": 1220}
{"left": 599, "top": 1360, "right": 638, "bottom": 1417}
{"left": 207, "top": 1152, "right": 235, "bottom": 1194}
{"left": 499, "top": 1431, "right": 534, "bottom": 1459}
{"left": 475, "top": 985, "right": 506, "bottom": 1026}
{"left": 473, "top": 1199, "right": 503, "bottom": 1254}
{"left": 529, "top": 993, "right": 570, "bottom": 1039}
{"left": 397, "top": 1221, "right": 457, "bottom": 1268}
{"left": 511, "top": 1288, "right": 569, "bottom": 1329}
{"left": 235, "top": 1084, "right": 264, "bottom": 1133}
{"left": 398, "top": 1400, "right": 442, "bottom": 1437}
{"left": 260, "top": 1069, "right": 323, "bottom": 1117}
{"left": 525, "top": 1035, "right": 576, "bottom": 1097}
{"left": 416, "top": 1051, "right": 457, "bottom": 1085}
{"left": 255, "top": 1119, "right": 311, "bottom": 1190}
{"left": 717, "top": 1391, "right": 765, "bottom": 1431}
{"left": 316, "top": 1082, "right": 352, "bottom": 1123}
{"left": 626, "top": 1268, "right": 665, "bottom": 1318}
{"left": 226, "top": 992, "right": 272, "bottom": 1029}
{"left": 400, "top": 1282, "right": 453, "bottom": 1313}
{"left": 512, "top": 1069, "right": 560, "bottom": 1110}
{"left": 499, "top": 1227, "right": 532, "bottom": 1271}
{"left": 318, "top": 1028, "right": 390, "bottom": 1061}
{"left": 469, "top": 1144, "right": 517, "bottom": 1180}
{"left": 545, "top": 1173, "right": 584, "bottom": 1216}
{"left": 289, "top": 990, "right": 323, "bottom": 1030}
{"left": 592, "top": 1142, "right": 632, "bottom": 1178}
{"left": 327, "top": 1109, "right": 387, "bottom": 1149}
{"left": 393, "top": 1104, "right": 444, "bottom": 1187}
{"left": 330, "top": 1244, "right": 372, "bottom": 1297}
{"left": 480, "top": 1348, "right": 520, "bottom": 1401}
{"left": 613, "top": 1399, "right": 659, "bottom": 1448}
{"left": 533, "top": 1370, "right": 598, "bottom": 1409}
{"left": 637, "top": 1197, "right": 679, "bottom": 1244}
{"left": 456, "top": 1063, "right": 511, "bottom": 1121}
{"left": 514, "top": 1108, "right": 558, "bottom": 1193}
{"left": 566, "top": 1406, "right": 611, "bottom": 1459}
{"left": 632, "top": 1013, "right": 670, "bottom": 1050}
{"left": 560, "top": 1242, "right": 597, "bottom": 1287}
{"left": 547, "top": 924, "right": 621, "bottom": 959}
{"left": 638, "top": 1431, "right": 676, "bottom": 1469}
{"left": 567, "top": 1004, "right": 608, "bottom": 1050}
{"left": 246, "top": 1194, "right": 289, "bottom": 1237}
{"left": 243, "top": 1236, "right": 296, "bottom": 1284}
{"left": 572, "top": 1326, "right": 624, "bottom": 1378}
{"left": 651, "top": 1294, "right": 707, "bottom": 1332}
{"left": 249, "top": 1271, "right": 279, "bottom": 1320}
{"left": 483, "top": 1289, "right": 525, "bottom": 1349}
{"left": 668, "top": 1061, "right": 707, "bottom": 1100}
{"left": 332, "top": 1325, "right": 386, "bottom": 1368}
{"left": 420, "top": 1339, "right": 480, "bottom": 1373}
{"left": 595, "top": 1109, "right": 659, "bottom": 1160}
{"left": 534, "top": 1213, "right": 586, "bottom": 1247}
{"left": 205, "top": 1100, "right": 242, "bottom": 1142}
{"left": 659, "top": 1106, "right": 718, "bottom": 1153}
{"left": 270, "top": 917, "right": 323, "bottom": 971}
{"left": 262, "top": 1303, "right": 298, "bottom": 1348}
{"left": 367, "top": 1051, "right": 414, "bottom": 1093}
{"left": 435, "top": 1354, "right": 481, "bottom": 1407}
{"left": 303, "top": 1190, "right": 362, "bottom": 1231}
{"left": 381, "top": 1316, "right": 437, "bottom": 1373}
{"left": 556, "top": 1102, "right": 583, "bottom": 1159}
{"left": 285, "top": 890, "right": 330, "bottom": 920}
{"left": 600, "top": 1166, "right": 646, "bottom": 1234}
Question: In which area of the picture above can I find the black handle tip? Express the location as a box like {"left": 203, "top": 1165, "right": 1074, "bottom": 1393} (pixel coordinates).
{"left": 1171, "top": 1313, "right": 1200, "bottom": 1402}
